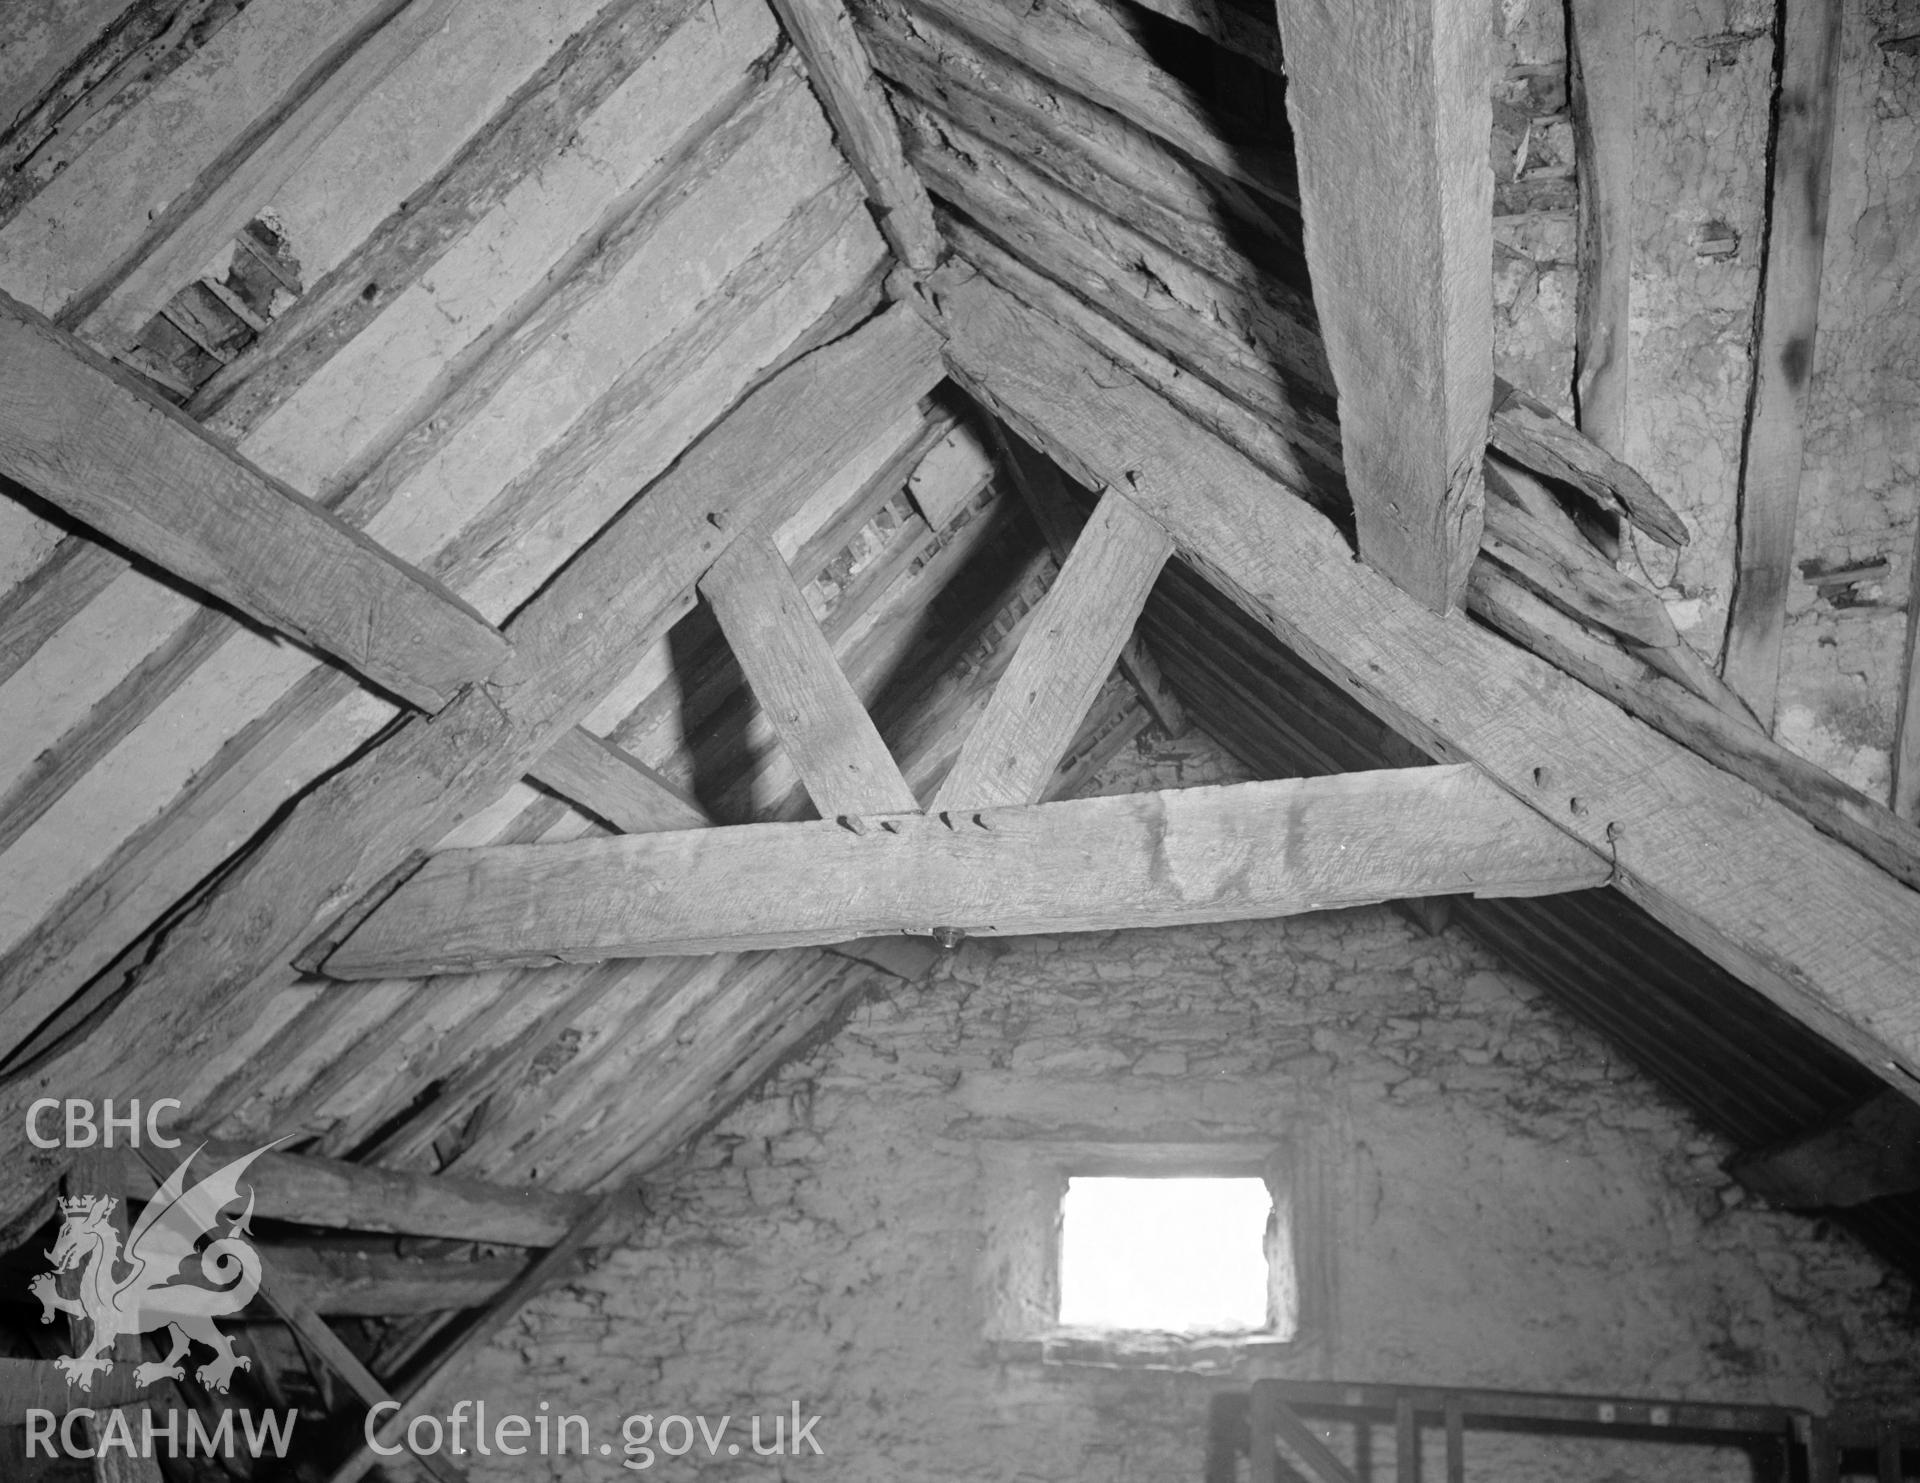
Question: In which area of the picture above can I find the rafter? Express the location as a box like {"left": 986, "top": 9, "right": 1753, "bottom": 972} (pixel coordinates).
{"left": 119, "top": 1142, "right": 473, "bottom": 1483}
{"left": 330, "top": 1192, "right": 628, "bottom": 1483}
{"left": 765, "top": 0, "right": 940, "bottom": 270}
{"left": 937, "top": 272, "right": 1920, "bottom": 1091}
{"left": 533, "top": 728, "right": 711, "bottom": 834}
{"left": 896, "top": 0, "right": 1295, "bottom": 209}
{"left": 0, "top": 304, "right": 945, "bottom": 1229}
{"left": 702, "top": 531, "right": 918, "bottom": 816}
{"left": 0, "top": 291, "right": 711, "bottom": 862}
{"left": 0, "top": 291, "right": 507, "bottom": 712}
{"left": 262, "top": 1246, "right": 553, "bottom": 1317}
{"left": 321, "top": 768, "right": 1607, "bottom": 978}
{"left": 118, "top": 1138, "right": 636, "bottom": 1246}
{"left": 69, "top": 0, "right": 460, "bottom": 348}
{"left": 994, "top": 424, "right": 1187, "bottom": 737}
{"left": 1720, "top": 0, "right": 1845, "bottom": 725}
{"left": 934, "top": 485, "right": 1171, "bottom": 808}
{"left": 1273, "top": 0, "right": 1493, "bottom": 611}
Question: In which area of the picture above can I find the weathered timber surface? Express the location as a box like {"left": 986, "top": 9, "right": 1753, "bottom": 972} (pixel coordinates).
{"left": 531, "top": 730, "right": 712, "bottom": 834}
{"left": 1481, "top": 460, "right": 1675, "bottom": 650}
{"left": 262, "top": 1246, "right": 553, "bottom": 1316}
{"left": 1273, "top": 0, "right": 1492, "bottom": 612}
{"left": 116, "top": 1140, "right": 633, "bottom": 1245}
{"left": 0, "top": 0, "right": 247, "bottom": 224}
{"left": 0, "top": 1359, "right": 146, "bottom": 1417}
{"left": 0, "top": 0, "right": 248, "bottom": 234}
{"left": 1567, "top": 0, "right": 1635, "bottom": 457}
{"left": 322, "top": 769, "right": 1607, "bottom": 976}
{"left": 856, "top": 6, "right": 1304, "bottom": 280}
{"left": 0, "top": 64, "right": 822, "bottom": 876}
{"left": 992, "top": 423, "right": 1187, "bottom": 736}
{"left": 0, "top": 305, "right": 944, "bottom": 1230}
{"left": 0, "top": 608, "right": 239, "bottom": 865}
{"left": 938, "top": 273, "right": 1920, "bottom": 1090}
{"left": 1896, "top": 539, "right": 1920, "bottom": 821}
{"left": 1267, "top": 1397, "right": 1364, "bottom": 1483}
{"left": 934, "top": 488, "right": 1170, "bottom": 808}
{"left": 0, "top": 293, "right": 507, "bottom": 711}
{"left": 905, "top": 113, "right": 1340, "bottom": 468}
{"left": 0, "top": 200, "right": 884, "bottom": 1068}
{"left": 935, "top": 164, "right": 1674, "bottom": 664}
{"left": 766, "top": 0, "right": 940, "bottom": 268}
{"left": 260, "top": 498, "right": 1109, "bottom": 1189}
{"left": 888, "top": 0, "right": 1295, "bottom": 206}
{"left": 1479, "top": 458, "right": 1750, "bottom": 729}
{"left": 335, "top": 1193, "right": 632, "bottom": 1483}
{"left": 1465, "top": 566, "right": 1920, "bottom": 894}
{"left": 905, "top": 422, "right": 993, "bottom": 531}
{"left": 948, "top": 221, "right": 1342, "bottom": 502}
{"left": 1631, "top": 627, "right": 1764, "bottom": 734}
{"left": 468, "top": 955, "right": 869, "bottom": 1188}
{"left": 1489, "top": 377, "right": 1686, "bottom": 548}
{"left": 0, "top": 540, "right": 122, "bottom": 689}
{"left": 0, "top": 0, "right": 396, "bottom": 316}
{"left": 888, "top": 27, "right": 1651, "bottom": 558}
{"left": 121, "top": 1148, "right": 468, "bottom": 1483}
{"left": 1720, "top": 0, "right": 1844, "bottom": 726}
{"left": 1729, "top": 1090, "right": 1920, "bottom": 1208}
{"left": 253, "top": 443, "right": 977, "bottom": 1164}
{"left": 0, "top": 100, "right": 879, "bottom": 1046}
{"left": 188, "top": 0, "right": 724, "bottom": 440}
{"left": 72, "top": 0, "right": 459, "bottom": 348}
{"left": 702, "top": 532, "right": 918, "bottom": 817}
{"left": 1128, "top": 0, "right": 1284, "bottom": 70}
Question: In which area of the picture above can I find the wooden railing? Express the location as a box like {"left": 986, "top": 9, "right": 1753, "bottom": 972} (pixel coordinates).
{"left": 1237, "top": 1377, "right": 1915, "bottom": 1482}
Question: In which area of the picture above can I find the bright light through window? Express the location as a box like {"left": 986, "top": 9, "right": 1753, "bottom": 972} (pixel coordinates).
{"left": 1057, "top": 1176, "right": 1272, "bottom": 1333}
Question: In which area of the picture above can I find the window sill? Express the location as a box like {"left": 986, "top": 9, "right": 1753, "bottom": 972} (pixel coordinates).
{"left": 990, "top": 1332, "right": 1300, "bottom": 1375}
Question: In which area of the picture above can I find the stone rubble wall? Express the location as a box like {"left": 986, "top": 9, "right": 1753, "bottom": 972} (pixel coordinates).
{"left": 460, "top": 731, "right": 1919, "bottom": 1482}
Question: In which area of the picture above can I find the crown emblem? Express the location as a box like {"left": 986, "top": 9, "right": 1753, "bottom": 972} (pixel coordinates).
{"left": 32, "top": 1140, "right": 278, "bottom": 1395}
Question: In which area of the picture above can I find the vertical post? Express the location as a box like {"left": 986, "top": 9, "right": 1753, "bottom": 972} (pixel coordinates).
{"left": 1250, "top": 1381, "right": 1280, "bottom": 1483}
{"left": 1802, "top": 1414, "right": 1840, "bottom": 1483}
{"left": 1892, "top": 534, "right": 1920, "bottom": 819}
{"left": 1272, "top": 0, "right": 1494, "bottom": 612}
{"left": 1567, "top": 0, "right": 1636, "bottom": 456}
{"left": 1444, "top": 1399, "right": 1465, "bottom": 1483}
{"left": 1720, "top": 0, "right": 1845, "bottom": 724}
{"left": 1396, "top": 1393, "right": 1419, "bottom": 1483}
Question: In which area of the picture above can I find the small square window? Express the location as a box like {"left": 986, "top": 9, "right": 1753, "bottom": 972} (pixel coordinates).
{"left": 974, "top": 1136, "right": 1322, "bottom": 1369}
{"left": 1057, "top": 1176, "right": 1276, "bottom": 1334}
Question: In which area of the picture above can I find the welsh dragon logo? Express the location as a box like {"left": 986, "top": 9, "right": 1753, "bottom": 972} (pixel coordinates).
{"left": 29, "top": 1142, "right": 276, "bottom": 1394}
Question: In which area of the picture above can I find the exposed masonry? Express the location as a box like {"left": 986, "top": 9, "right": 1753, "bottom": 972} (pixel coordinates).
{"left": 1776, "top": 0, "right": 1920, "bottom": 796}
{"left": 1489, "top": 0, "right": 1920, "bottom": 800}
{"left": 1490, "top": 0, "right": 1578, "bottom": 412}
{"left": 461, "top": 730, "right": 1920, "bottom": 1482}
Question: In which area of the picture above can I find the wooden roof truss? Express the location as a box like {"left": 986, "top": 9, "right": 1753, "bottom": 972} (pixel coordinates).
{"left": 0, "top": 0, "right": 1915, "bottom": 1454}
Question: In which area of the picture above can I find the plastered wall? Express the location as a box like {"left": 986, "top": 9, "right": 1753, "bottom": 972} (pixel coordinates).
{"left": 458, "top": 732, "right": 1919, "bottom": 1481}
{"left": 1776, "top": 0, "right": 1920, "bottom": 794}
{"left": 1493, "top": 0, "right": 1920, "bottom": 798}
